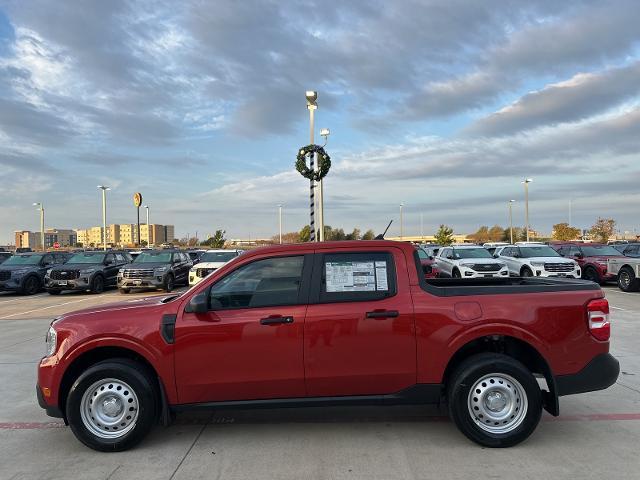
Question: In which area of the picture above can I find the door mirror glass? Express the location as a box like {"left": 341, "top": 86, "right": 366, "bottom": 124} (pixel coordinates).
{"left": 186, "top": 292, "right": 209, "bottom": 313}
{"left": 446, "top": 254, "right": 454, "bottom": 260}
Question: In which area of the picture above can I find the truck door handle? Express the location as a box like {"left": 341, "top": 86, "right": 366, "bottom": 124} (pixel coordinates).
{"left": 260, "top": 315, "right": 294, "bottom": 326}
{"left": 366, "top": 310, "right": 399, "bottom": 319}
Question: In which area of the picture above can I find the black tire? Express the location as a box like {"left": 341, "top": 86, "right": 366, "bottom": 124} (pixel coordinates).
{"left": 22, "top": 275, "right": 41, "bottom": 295}
{"left": 447, "top": 353, "right": 542, "bottom": 448}
{"left": 452, "top": 269, "right": 462, "bottom": 279}
{"left": 119, "top": 288, "right": 130, "bottom": 294}
{"left": 583, "top": 266, "right": 602, "bottom": 284}
{"left": 90, "top": 275, "right": 105, "bottom": 294}
{"left": 65, "top": 359, "right": 158, "bottom": 452}
{"left": 47, "top": 289, "right": 61, "bottom": 295}
{"left": 163, "top": 274, "right": 174, "bottom": 292}
{"left": 520, "top": 267, "right": 533, "bottom": 277}
{"left": 618, "top": 267, "right": 640, "bottom": 292}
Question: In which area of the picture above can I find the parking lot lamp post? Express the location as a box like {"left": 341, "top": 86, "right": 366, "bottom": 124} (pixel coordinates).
{"left": 97, "top": 186, "right": 110, "bottom": 251}
{"left": 144, "top": 205, "right": 150, "bottom": 245}
{"left": 33, "top": 202, "right": 45, "bottom": 251}
{"left": 278, "top": 204, "right": 283, "bottom": 244}
{"left": 522, "top": 179, "right": 533, "bottom": 241}
{"left": 509, "top": 200, "right": 516, "bottom": 244}
{"left": 306, "top": 91, "right": 317, "bottom": 242}
{"left": 318, "top": 128, "right": 330, "bottom": 241}
{"left": 400, "top": 203, "right": 404, "bottom": 240}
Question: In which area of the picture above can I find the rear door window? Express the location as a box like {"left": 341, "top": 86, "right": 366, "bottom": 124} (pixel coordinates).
{"left": 315, "top": 252, "right": 396, "bottom": 303}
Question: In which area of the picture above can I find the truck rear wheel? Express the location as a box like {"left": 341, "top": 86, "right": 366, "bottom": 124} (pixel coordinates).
{"left": 66, "top": 359, "right": 158, "bottom": 452}
{"left": 447, "top": 353, "right": 542, "bottom": 448}
{"left": 618, "top": 267, "right": 640, "bottom": 292}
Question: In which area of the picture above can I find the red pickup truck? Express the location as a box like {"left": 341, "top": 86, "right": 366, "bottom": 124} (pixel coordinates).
{"left": 37, "top": 241, "right": 619, "bottom": 451}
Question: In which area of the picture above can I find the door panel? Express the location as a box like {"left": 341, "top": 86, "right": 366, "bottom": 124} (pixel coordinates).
{"left": 174, "top": 253, "right": 312, "bottom": 404}
{"left": 304, "top": 249, "right": 416, "bottom": 397}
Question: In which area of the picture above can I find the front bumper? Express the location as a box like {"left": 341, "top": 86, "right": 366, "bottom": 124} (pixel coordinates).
{"left": 118, "top": 275, "right": 165, "bottom": 289}
{"left": 0, "top": 277, "right": 23, "bottom": 291}
{"left": 533, "top": 269, "right": 580, "bottom": 278}
{"left": 556, "top": 353, "right": 620, "bottom": 396}
{"left": 459, "top": 267, "right": 509, "bottom": 278}
{"left": 45, "top": 277, "right": 90, "bottom": 291}
{"left": 36, "top": 384, "right": 64, "bottom": 419}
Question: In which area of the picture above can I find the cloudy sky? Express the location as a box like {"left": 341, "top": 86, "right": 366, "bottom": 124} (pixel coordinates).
{"left": 1, "top": 0, "right": 639, "bottom": 243}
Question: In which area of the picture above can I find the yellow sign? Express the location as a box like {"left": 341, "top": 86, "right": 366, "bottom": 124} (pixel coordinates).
{"left": 133, "top": 192, "right": 143, "bottom": 207}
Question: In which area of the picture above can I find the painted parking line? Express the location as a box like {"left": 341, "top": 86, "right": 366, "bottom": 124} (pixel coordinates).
{"left": 0, "top": 294, "right": 48, "bottom": 304}
{"left": 3, "top": 413, "right": 640, "bottom": 430}
{"left": 0, "top": 297, "right": 93, "bottom": 320}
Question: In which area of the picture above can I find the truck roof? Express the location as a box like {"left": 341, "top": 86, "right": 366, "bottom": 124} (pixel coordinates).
{"left": 242, "top": 240, "right": 414, "bottom": 258}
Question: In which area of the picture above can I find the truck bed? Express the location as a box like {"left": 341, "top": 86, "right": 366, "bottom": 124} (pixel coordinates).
{"left": 422, "top": 276, "right": 600, "bottom": 296}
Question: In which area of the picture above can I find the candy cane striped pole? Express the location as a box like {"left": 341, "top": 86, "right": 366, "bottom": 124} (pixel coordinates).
{"left": 308, "top": 103, "right": 317, "bottom": 242}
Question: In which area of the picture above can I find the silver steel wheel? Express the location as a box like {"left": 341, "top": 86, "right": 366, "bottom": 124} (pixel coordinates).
{"left": 467, "top": 373, "right": 528, "bottom": 434}
{"left": 80, "top": 378, "right": 139, "bottom": 439}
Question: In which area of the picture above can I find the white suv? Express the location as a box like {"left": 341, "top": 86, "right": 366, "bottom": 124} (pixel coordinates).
{"left": 436, "top": 245, "right": 509, "bottom": 278}
{"left": 188, "top": 249, "right": 243, "bottom": 286}
{"left": 497, "top": 244, "right": 581, "bottom": 278}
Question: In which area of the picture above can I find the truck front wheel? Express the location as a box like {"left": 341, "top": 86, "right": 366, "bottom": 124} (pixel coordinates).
{"left": 66, "top": 359, "right": 158, "bottom": 451}
{"left": 447, "top": 353, "right": 542, "bottom": 448}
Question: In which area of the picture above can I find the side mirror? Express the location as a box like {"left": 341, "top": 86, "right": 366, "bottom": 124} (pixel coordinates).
{"left": 493, "top": 254, "right": 499, "bottom": 258}
{"left": 428, "top": 256, "right": 434, "bottom": 261}
{"left": 575, "top": 253, "right": 584, "bottom": 259}
{"left": 185, "top": 292, "right": 209, "bottom": 313}
{"left": 446, "top": 255, "right": 454, "bottom": 260}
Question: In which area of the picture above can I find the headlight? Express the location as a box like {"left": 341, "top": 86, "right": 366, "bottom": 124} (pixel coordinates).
{"left": 80, "top": 268, "right": 96, "bottom": 274}
{"left": 530, "top": 261, "right": 545, "bottom": 267}
{"left": 46, "top": 269, "right": 52, "bottom": 276}
{"left": 154, "top": 266, "right": 169, "bottom": 273}
{"left": 45, "top": 326, "right": 57, "bottom": 357}
{"left": 459, "top": 262, "right": 475, "bottom": 267}
{"left": 190, "top": 267, "right": 197, "bottom": 272}
{"left": 13, "top": 268, "right": 29, "bottom": 275}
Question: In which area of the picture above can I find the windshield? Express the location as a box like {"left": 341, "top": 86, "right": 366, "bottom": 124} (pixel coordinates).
{"left": 200, "top": 251, "right": 238, "bottom": 262}
{"left": 68, "top": 253, "right": 106, "bottom": 264}
{"left": 2, "top": 254, "right": 43, "bottom": 265}
{"left": 454, "top": 248, "right": 493, "bottom": 259}
{"left": 416, "top": 248, "right": 429, "bottom": 260}
{"left": 519, "top": 246, "right": 560, "bottom": 258}
{"left": 134, "top": 252, "right": 173, "bottom": 263}
{"left": 582, "top": 245, "right": 622, "bottom": 256}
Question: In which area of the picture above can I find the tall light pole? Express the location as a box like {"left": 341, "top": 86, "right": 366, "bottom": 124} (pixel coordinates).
{"left": 399, "top": 203, "right": 404, "bottom": 240}
{"left": 97, "top": 186, "right": 110, "bottom": 251}
{"left": 522, "top": 178, "right": 533, "bottom": 241}
{"left": 508, "top": 200, "right": 516, "bottom": 244}
{"left": 420, "top": 212, "right": 424, "bottom": 239}
{"left": 278, "top": 204, "right": 283, "bottom": 244}
{"left": 144, "top": 205, "right": 150, "bottom": 245}
{"left": 306, "top": 91, "right": 318, "bottom": 242}
{"left": 33, "top": 202, "right": 45, "bottom": 251}
{"left": 569, "top": 198, "right": 573, "bottom": 227}
{"left": 319, "top": 127, "right": 330, "bottom": 241}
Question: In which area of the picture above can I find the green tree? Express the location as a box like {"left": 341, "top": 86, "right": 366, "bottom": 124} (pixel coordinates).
{"left": 589, "top": 218, "right": 616, "bottom": 243}
{"left": 345, "top": 228, "right": 361, "bottom": 241}
{"left": 552, "top": 223, "right": 581, "bottom": 241}
{"left": 361, "top": 229, "right": 375, "bottom": 240}
{"left": 202, "top": 229, "right": 226, "bottom": 248}
{"left": 299, "top": 225, "right": 311, "bottom": 242}
{"left": 434, "top": 224, "right": 455, "bottom": 246}
{"left": 470, "top": 226, "right": 490, "bottom": 243}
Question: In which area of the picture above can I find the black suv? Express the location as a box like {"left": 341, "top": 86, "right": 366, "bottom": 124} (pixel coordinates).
{"left": 45, "top": 251, "right": 133, "bottom": 294}
{"left": 0, "top": 252, "right": 71, "bottom": 295}
{"left": 117, "top": 250, "right": 192, "bottom": 293}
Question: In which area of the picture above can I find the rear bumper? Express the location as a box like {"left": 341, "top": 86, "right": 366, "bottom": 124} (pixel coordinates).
{"left": 36, "top": 384, "right": 64, "bottom": 419}
{"left": 556, "top": 353, "right": 620, "bottom": 396}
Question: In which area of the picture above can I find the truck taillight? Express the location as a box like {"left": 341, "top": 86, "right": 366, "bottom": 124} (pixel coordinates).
{"left": 587, "top": 298, "right": 610, "bottom": 341}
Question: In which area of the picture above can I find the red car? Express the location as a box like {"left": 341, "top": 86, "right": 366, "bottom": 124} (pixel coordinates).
{"left": 416, "top": 245, "right": 439, "bottom": 278}
{"left": 37, "top": 241, "right": 618, "bottom": 451}
{"left": 550, "top": 242, "right": 628, "bottom": 284}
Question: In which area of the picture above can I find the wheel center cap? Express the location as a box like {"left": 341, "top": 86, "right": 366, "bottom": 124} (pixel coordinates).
{"left": 485, "top": 391, "right": 507, "bottom": 412}
{"left": 102, "top": 396, "right": 122, "bottom": 417}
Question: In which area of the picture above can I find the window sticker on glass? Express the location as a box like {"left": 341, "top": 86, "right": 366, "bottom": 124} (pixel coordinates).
{"left": 325, "top": 261, "right": 388, "bottom": 292}
{"left": 375, "top": 261, "right": 388, "bottom": 291}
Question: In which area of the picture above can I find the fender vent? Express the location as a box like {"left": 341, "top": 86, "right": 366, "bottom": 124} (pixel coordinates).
{"left": 160, "top": 314, "right": 177, "bottom": 344}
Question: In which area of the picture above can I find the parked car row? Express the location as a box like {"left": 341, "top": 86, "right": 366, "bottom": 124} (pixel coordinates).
{"left": 0, "top": 248, "right": 242, "bottom": 295}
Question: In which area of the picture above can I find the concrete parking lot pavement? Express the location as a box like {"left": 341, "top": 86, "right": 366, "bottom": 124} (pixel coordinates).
{"left": 0, "top": 286, "right": 639, "bottom": 479}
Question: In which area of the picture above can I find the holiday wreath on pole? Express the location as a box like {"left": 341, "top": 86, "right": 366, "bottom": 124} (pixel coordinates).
{"left": 296, "top": 144, "right": 331, "bottom": 181}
